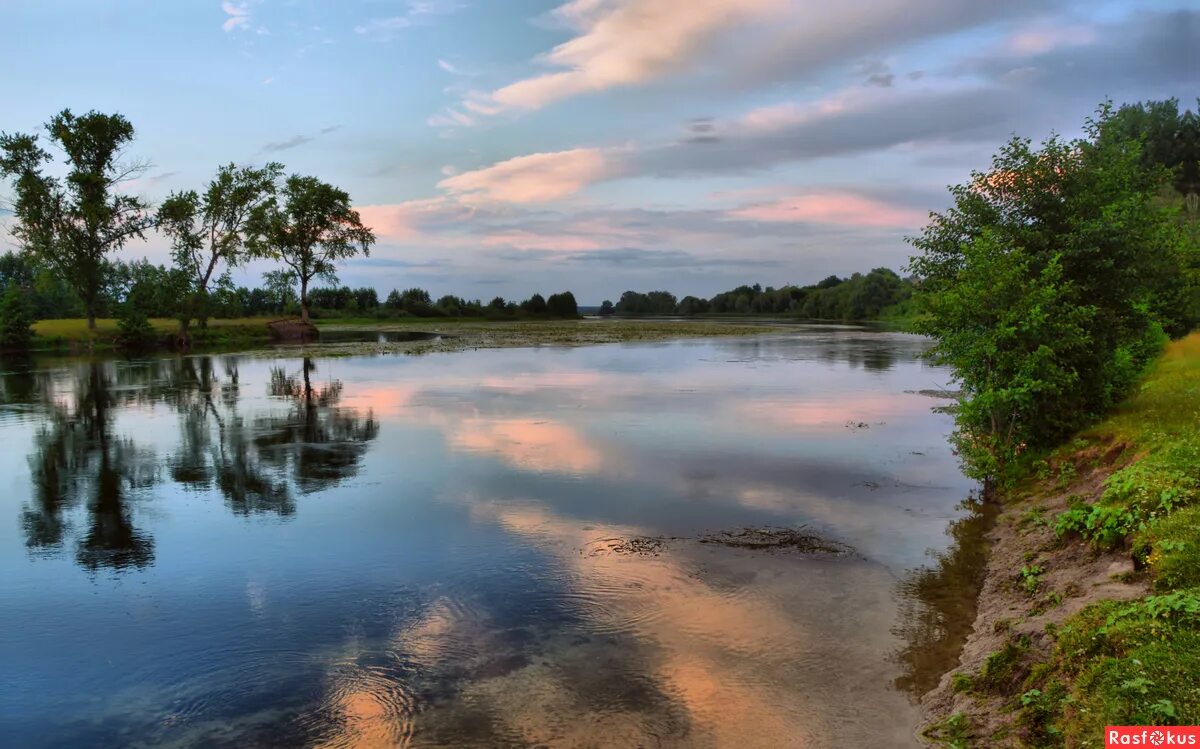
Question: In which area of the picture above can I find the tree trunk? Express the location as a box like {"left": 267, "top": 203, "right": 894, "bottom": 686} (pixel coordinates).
{"left": 87, "top": 304, "right": 97, "bottom": 330}
{"left": 300, "top": 276, "right": 310, "bottom": 322}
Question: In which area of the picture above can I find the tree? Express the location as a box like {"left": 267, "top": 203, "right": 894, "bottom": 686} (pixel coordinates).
{"left": 521, "top": 293, "right": 548, "bottom": 315}
{"left": 0, "top": 110, "right": 154, "bottom": 329}
{"left": 908, "top": 106, "right": 1191, "bottom": 481}
{"left": 599, "top": 300, "right": 614, "bottom": 316}
{"left": 252, "top": 175, "right": 375, "bottom": 323}
{"left": 158, "top": 162, "right": 283, "bottom": 332}
{"left": 546, "top": 291, "right": 578, "bottom": 318}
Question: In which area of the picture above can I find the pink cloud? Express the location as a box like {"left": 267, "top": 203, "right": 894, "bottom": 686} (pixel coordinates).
{"left": 728, "top": 191, "right": 927, "bottom": 228}
{"left": 221, "top": 1, "right": 250, "bottom": 32}
{"left": 1004, "top": 24, "right": 1096, "bottom": 57}
{"left": 438, "top": 148, "right": 618, "bottom": 204}
{"left": 354, "top": 198, "right": 467, "bottom": 240}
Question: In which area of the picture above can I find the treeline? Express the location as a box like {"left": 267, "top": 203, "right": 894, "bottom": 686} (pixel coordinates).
{"left": 308, "top": 286, "right": 579, "bottom": 319}
{"left": 910, "top": 98, "right": 1199, "bottom": 482}
{"left": 601, "top": 267, "right": 913, "bottom": 320}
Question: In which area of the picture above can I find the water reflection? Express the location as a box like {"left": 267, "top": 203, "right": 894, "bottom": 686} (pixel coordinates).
{"left": 16, "top": 355, "right": 379, "bottom": 570}
{"left": 892, "top": 495, "right": 999, "bottom": 698}
{"left": 0, "top": 330, "right": 976, "bottom": 748}
{"left": 23, "top": 362, "right": 157, "bottom": 571}
{"left": 261, "top": 359, "right": 380, "bottom": 493}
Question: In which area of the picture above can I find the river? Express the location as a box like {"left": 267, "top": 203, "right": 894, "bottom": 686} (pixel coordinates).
{"left": 0, "top": 326, "right": 982, "bottom": 748}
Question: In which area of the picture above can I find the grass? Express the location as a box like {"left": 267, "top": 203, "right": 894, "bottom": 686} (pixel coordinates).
{"left": 999, "top": 332, "right": 1200, "bottom": 745}
{"left": 31, "top": 317, "right": 276, "bottom": 350}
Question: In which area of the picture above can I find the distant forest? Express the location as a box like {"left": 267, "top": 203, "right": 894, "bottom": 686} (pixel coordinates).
{"left": 601, "top": 267, "right": 913, "bottom": 321}
{"left": 0, "top": 250, "right": 909, "bottom": 324}
{"left": 0, "top": 251, "right": 580, "bottom": 322}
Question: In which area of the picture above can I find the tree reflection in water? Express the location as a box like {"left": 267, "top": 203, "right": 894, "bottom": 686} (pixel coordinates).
{"left": 22, "top": 362, "right": 157, "bottom": 571}
{"left": 260, "top": 358, "right": 379, "bottom": 494}
{"left": 16, "top": 355, "right": 378, "bottom": 571}
{"left": 891, "top": 495, "right": 999, "bottom": 698}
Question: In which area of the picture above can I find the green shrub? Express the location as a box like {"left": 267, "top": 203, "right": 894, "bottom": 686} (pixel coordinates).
{"left": 0, "top": 285, "right": 34, "bottom": 350}
{"left": 116, "top": 304, "right": 156, "bottom": 349}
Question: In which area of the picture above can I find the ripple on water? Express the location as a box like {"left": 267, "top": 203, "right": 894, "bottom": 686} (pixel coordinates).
{"left": 297, "top": 662, "right": 417, "bottom": 749}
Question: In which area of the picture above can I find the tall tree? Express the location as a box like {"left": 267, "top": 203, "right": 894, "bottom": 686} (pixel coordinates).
{"left": 0, "top": 110, "right": 153, "bottom": 329}
{"left": 252, "top": 175, "right": 374, "bottom": 323}
{"left": 158, "top": 162, "right": 283, "bottom": 332}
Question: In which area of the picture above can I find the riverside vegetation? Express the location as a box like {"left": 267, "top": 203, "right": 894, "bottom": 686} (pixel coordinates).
{"left": 913, "top": 101, "right": 1200, "bottom": 746}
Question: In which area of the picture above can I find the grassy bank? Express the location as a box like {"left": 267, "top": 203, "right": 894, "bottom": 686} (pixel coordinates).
{"left": 24, "top": 316, "right": 787, "bottom": 354}
{"left": 925, "top": 333, "right": 1200, "bottom": 746}
{"left": 31, "top": 317, "right": 277, "bottom": 350}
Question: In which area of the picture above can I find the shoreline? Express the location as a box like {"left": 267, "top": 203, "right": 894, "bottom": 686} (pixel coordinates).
{"left": 921, "top": 333, "right": 1200, "bottom": 746}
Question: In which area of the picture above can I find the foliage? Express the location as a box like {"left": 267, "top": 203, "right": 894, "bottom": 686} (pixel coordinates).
{"left": 546, "top": 291, "right": 578, "bottom": 318}
{"left": 609, "top": 268, "right": 914, "bottom": 321}
{"left": 0, "top": 109, "right": 155, "bottom": 327}
{"left": 251, "top": 174, "right": 375, "bottom": 322}
{"left": 115, "top": 304, "right": 156, "bottom": 349}
{"left": 908, "top": 105, "right": 1194, "bottom": 481}
{"left": 0, "top": 285, "right": 34, "bottom": 350}
{"left": 158, "top": 162, "right": 283, "bottom": 331}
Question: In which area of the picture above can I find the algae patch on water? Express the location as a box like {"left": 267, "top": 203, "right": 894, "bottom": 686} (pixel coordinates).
{"left": 584, "top": 526, "right": 854, "bottom": 558}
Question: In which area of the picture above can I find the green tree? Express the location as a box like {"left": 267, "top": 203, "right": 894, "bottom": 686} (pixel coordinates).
{"left": 0, "top": 285, "right": 34, "bottom": 350}
{"left": 0, "top": 110, "right": 154, "bottom": 329}
{"left": 252, "top": 175, "right": 375, "bottom": 323}
{"left": 908, "top": 106, "right": 1191, "bottom": 481}
{"left": 599, "top": 300, "right": 614, "bottom": 316}
{"left": 520, "top": 293, "right": 548, "bottom": 315}
{"left": 546, "top": 291, "right": 579, "bottom": 318}
{"left": 158, "top": 162, "right": 283, "bottom": 332}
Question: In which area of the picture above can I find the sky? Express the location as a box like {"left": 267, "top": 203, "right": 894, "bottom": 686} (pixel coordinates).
{"left": 0, "top": 0, "right": 1196, "bottom": 304}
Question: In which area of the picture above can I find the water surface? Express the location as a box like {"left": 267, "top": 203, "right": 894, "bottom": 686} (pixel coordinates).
{"left": 0, "top": 327, "right": 977, "bottom": 748}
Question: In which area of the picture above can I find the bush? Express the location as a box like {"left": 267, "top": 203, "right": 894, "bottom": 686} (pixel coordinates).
{"left": 116, "top": 304, "right": 156, "bottom": 349}
{"left": 0, "top": 285, "right": 34, "bottom": 350}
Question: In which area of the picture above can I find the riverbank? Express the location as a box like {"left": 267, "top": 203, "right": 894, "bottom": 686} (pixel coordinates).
{"left": 923, "top": 332, "right": 1200, "bottom": 746}
{"left": 24, "top": 316, "right": 788, "bottom": 355}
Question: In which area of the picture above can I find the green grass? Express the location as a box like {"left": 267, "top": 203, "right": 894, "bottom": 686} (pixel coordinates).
{"left": 1005, "top": 332, "right": 1200, "bottom": 745}
{"left": 31, "top": 317, "right": 279, "bottom": 350}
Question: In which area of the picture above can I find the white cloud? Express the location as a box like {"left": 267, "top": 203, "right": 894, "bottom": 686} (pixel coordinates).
{"left": 355, "top": 0, "right": 464, "bottom": 37}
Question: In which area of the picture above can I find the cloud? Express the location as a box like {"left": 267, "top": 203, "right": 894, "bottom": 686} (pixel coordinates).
{"left": 258, "top": 125, "right": 343, "bottom": 154}
{"left": 432, "top": 0, "right": 784, "bottom": 126}
{"left": 355, "top": 0, "right": 464, "bottom": 37}
{"left": 355, "top": 198, "right": 475, "bottom": 239}
{"left": 563, "top": 248, "right": 781, "bottom": 268}
{"left": 968, "top": 9, "right": 1197, "bottom": 98}
{"left": 482, "top": 230, "right": 606, "bottom": 252}
{"left": 260, "top": 134, "right": 314, "bottom": 153}
{"left": 493, "top": 0, "right": 782, "bottom": 110}
{"left": 640, "top": 83, "right": 1019, "bottom": 177}
{"left": 727, "top": 191, "right": 927, "bottom": 228}
{"left": 1003, "top": 24, "right": 1096, "bottom": 57}
{"left": 438, "top": 148, "right": 622, "bottom": 204}
{"left": 434, "top": 0, "right": 1057, "bottom": 126}
{"left": 221, "top": 1, "right": 250, "bottom": 32}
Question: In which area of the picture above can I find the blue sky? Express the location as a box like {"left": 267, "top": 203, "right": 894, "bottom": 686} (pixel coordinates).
{"left": 0, "top": 0, "right": 1196, "bottom": 303}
